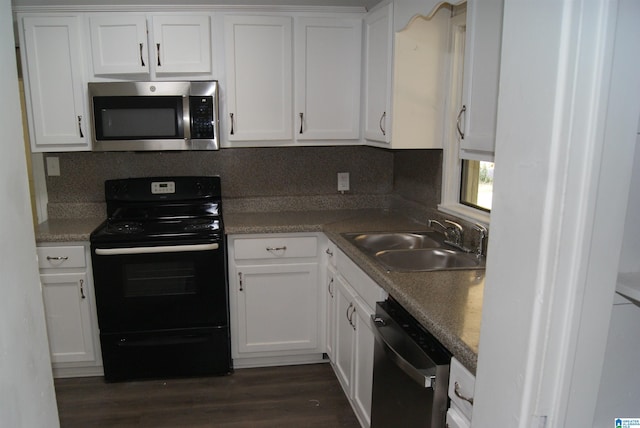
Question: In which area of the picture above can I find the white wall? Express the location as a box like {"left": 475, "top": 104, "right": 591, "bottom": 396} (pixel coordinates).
{"left": 0, "top": 0, "right": 59, "bottom": 424}
{"left": 474, "top": 0, "right": 640, "bottom": 426}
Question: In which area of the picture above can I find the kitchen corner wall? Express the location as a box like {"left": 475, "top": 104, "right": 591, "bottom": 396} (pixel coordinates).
{"left": 44, "top": 146, "right": 442, "bottom": 208}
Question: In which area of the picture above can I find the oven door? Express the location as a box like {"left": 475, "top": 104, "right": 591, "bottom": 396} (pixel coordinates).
{"left": 91, "top": 239, "right": 228, "bottom": 333}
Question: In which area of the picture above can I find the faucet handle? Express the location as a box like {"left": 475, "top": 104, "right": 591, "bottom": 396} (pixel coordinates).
{"left": 473, "top": 223, "right": 487, "bottom": 237}
{"left": 445, "top": 220, "right": 463, "bottom": 233}
{"left": 473, "top": 223, "right": 488, "bottom": 257}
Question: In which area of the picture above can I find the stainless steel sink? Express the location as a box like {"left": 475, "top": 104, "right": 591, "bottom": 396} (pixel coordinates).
{"left": 374, "top": 248, "right": 484, "bottom": 272}
{"left": 342, "top": 231, "right": 485, "bottom": 272}
{"left": 342, "top": 231, "right": 442, "bottom": 252}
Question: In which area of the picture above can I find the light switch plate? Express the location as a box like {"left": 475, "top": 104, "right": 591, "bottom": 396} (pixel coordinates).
{"left": 337, "top": 172, "right": 349, "bottom": 192}
{"left": 46, "top": 157, "right": 60, "bottom": 176}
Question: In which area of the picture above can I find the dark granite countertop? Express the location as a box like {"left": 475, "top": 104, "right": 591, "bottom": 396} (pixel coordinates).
{"left": 36, "top": 205, "right": 483, "bottom": 373}
{"left": 226, "top": 208, "right": 483, "bottom": 373}
{"left": 35, "top": 217, "right": 104, "bottom": 243}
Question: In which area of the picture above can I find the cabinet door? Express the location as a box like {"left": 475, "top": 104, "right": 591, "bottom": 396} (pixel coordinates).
{"left": 89, "top": 15, "right": 149, "bottom": 75}
{"left": 459, "top": 0, "right": 504, "bottom": 159}
{"left": 40, "top": 272, "right": 96, "bottom": 364}
{"left": 21, "top": 16, "right": 88, "bottom": 151}
{"left": 363, "top": 4, "right": 393, "bottom": 143}
{"left": 151, "top": 15, "right": 212, "bottom": 74}
{"left": 234, "top": 263, "right": 319, "bottom": 354}
{"left": 294, "top": 17, "right": 362, "bottom": 140}
{"left": 325, "top": 265, "right": 337, "bottom": 361}
{"left": 334, "top": 275, "right": 356, "bottom": 395}
{"left": 224, "top": 15, "right": 293, "bottom": 141}
{"left": 352, "top": 296, "right": 376, "bottom": 427}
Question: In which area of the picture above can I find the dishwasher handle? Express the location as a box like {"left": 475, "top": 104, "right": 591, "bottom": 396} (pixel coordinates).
{"left": 371, "top": 315, "right": 437, "bottom": 389}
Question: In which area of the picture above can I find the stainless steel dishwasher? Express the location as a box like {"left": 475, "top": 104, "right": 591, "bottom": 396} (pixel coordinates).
{"left": 370, "top": 297, "right": 452, "bottom": 428}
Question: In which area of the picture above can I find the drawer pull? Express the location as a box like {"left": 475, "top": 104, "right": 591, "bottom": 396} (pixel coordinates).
{"left": 454, "top": 381, "right": 474, "bottom": 405}
{"left": 46, "top": 256, "right": 69, "bottom": 261}
{"left": 266, "top": 246, "right": 287, "bottom": 252}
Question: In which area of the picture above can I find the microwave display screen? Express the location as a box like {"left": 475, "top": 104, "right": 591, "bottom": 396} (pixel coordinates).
{"left": 93, "top": 96, "right": 184, "bottom": 140}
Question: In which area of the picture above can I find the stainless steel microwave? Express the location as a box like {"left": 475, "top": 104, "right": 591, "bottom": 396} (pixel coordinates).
{"left": 88, "top": 81, "right": 220, "bottom": 151}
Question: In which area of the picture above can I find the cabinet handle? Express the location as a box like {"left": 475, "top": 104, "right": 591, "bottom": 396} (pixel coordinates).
{"left": 79, "top": 279, "right": 85, "bottom": 299}
{"left": 238, "top": 272, "right": 243, "bottom": 291}
{"left": 325, "top": 248, "right": 333, "bottom": 257}
{"left": 230, "top": 113, "right": 235, "bottom": 135}
{"left": 46, "top": 256, "right": 69, "bottom": 261}
{"left": 346, "top": 302, "right": 353, "bottom": 323}
{"left": 139, "top": 43, "right": 145, "bottom": 67}
{"left": 327, "top": 277, "right": 334, "bottom": 298}
{"left": 379, "top": 111, "right": 386, "bottom": 136}
{"left": 346, "top": 302, "right": 356, "bottom": 329}
{"left": 299, "top": 112, "right": 304, "bottom": 134}
{"left": 456, "top": 105, "right": 466, "bottom": 139}
{"left": 454, "top": 381, "right": 474, "bottom": 405}
{"left": 266, "top": 246, "right": 287, "bottom": 252}
{"left": 77, "top": 116, "right": 84, "bottom": 138}
{"left": 156, "top": 43, "right": 161, "bottom": 66}
{"left": 351, "top": 305, "right": 357, "bottom": 330}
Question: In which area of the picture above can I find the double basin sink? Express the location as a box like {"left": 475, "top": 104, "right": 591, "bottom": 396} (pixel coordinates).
{"left": 342, "top": 230, "right": 485, "bottom": 272}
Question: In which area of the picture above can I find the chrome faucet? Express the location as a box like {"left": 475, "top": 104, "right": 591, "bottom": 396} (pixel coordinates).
{"left": 428, "top": 219, "right": 466, "bottom": 251}
{"left": 473, "top": 223, "right": 488, "bottom": 259}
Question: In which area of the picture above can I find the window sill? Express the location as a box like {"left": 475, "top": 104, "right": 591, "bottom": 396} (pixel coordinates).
{"left": 437, "top": 202, "right": 490, "bottom": 227}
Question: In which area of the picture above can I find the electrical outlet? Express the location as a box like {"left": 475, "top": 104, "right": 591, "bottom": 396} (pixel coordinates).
{"left": 337, "top": 172, "right": 350, "bottom": 192}
{"left": 46, "top": 157, "right": 60, "bottom": 176}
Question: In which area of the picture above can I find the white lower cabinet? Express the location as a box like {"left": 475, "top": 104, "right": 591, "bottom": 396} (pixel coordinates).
{"left": 37, "top": 243, "right": 102, "bottom": 377}
{"left": 330, "top": 245, "right": 387, "bottom": 428}
{"left": 447, "top": 357, "right": 476, "bottom": 428}
{"left": 228, "top": 233, "right": 326, "bottom": 368}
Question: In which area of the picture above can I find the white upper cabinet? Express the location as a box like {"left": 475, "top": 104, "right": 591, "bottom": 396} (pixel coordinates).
{"left": 458, "top": 0, "right": 504, "bottom": 160}
{"left": 363, "top": 3, "right": 450, "bottom": 149}
{"left": 89, "top": 15, "right": 148, "bottom": 75}
{"left": 151, "top": 15, "right": 212, "bottom": 74}
{"left": 294, "top": 17, "right": 362, "bottom": 141}
{"left": 89, "top": 14, "right": 212, "bottom": 77}
{"left": 363, "top": 4, "right": 393, "bottom": 143}
{"left": 224, "top": 15, "right": 293, "bottom": 142}
{"left": 20, "top": 15, "right": 89, "bottom": 152}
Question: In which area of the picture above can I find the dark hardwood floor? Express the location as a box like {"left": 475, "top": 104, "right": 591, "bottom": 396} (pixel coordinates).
{"left": 54, "top": 363, "right": 360, "bottom": 428}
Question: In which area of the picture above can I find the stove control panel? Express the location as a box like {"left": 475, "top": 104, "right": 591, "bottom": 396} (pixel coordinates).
{"left": 151, "top": 181, "right": 176, "bottom": 194}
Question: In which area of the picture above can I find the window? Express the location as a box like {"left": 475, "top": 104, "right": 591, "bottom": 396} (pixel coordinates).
{"left": 460, "top": 160, "right": 493, "bottom": 211}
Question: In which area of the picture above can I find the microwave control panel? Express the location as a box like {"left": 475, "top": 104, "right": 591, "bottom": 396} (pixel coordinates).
{"left": 190, "top": 96, "right": 215, "bottom": 139}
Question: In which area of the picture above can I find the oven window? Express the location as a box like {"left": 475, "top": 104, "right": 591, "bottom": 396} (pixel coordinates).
{"left": 123, "top": 261, "right": 197, "bottom": 297}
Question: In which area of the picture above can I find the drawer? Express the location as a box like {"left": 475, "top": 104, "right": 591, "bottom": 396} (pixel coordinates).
{"left": 448, "top": 357, "right": 475, "bottom": 421}
{"left": 336, "top": 248, "right": 387, "bottom": 309}
{"left": 37, "top": 246, "right": 86, "bottom": 269}
{"left": 233, "top": 236, "right": 318, "bottom": 260}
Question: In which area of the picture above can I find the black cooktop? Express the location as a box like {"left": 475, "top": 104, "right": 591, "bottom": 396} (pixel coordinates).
{"left": 91, "top": 176, "right": 223, "bottom": 245}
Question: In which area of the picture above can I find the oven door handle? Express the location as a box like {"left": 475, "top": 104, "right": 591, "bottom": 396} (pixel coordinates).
{"left": 94, "top": 243, "right": 219, "bottom": 256}
{"left": 371, "top": 315, "right": 437, "bottom": 389}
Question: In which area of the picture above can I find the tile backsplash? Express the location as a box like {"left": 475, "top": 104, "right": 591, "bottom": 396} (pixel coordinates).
{"left": 44, "top": 146, "right": 442, "bottom": 209}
